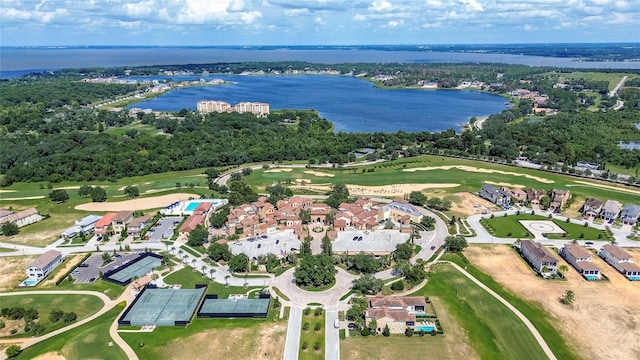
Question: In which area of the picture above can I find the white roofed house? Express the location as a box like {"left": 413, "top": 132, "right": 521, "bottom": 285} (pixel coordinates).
{"left": 61, "top": 215, "right": 103, "bottom": 238}
{"left": 598, "top": 244, "right": 640, "bottom": 281}
{"left": 26, "top": 250, "right": 64, "bottom": 283}
{"left": 560, "top": 243, "right": 601, "bottom": 280}
{"left": 600, "top": 200, "right": 622, "bottom": 222}
{"left": 519, "top": 240, "right": 559, "bottom": 277}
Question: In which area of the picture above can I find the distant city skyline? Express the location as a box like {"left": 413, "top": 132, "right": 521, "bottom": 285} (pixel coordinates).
{"left": 1, "top": 0, "right": 639, "bottom": 46}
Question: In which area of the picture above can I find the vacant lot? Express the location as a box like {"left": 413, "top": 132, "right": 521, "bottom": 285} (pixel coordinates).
{"left": 0, "top": 255, "right": 38, "bottom": 290}
{"left": 341, "top": 297, "right": 477, "bottom": 360}
{"left": 480, "top": 214, "right": 609, "bottom": 240}
{"left": 465, "top": 245, "right": 640, "bottom": 360}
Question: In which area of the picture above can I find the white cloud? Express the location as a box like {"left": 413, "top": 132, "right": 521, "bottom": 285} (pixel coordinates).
{"left": 314, "top": 16, "right": 325, "bottom": 24}
{"left": 460, "top": 0, "right": 483, "bottom": 12}
{"left": 385, "top": 19, "right": 403, "bottom": 28}
{"left": 370, "top": 0, "right": 393, "bottom": 12}
{"left": 522, "top": 24, "right": 537, "bottom": 31}
{"left": 123, "top": 1, "right": 156, "bottom": 17}
{"left": 118, "top": 20, "right": 142, "bottom": 29}
{"left": 284, "top": 8, "right": 310, "bottom": 16}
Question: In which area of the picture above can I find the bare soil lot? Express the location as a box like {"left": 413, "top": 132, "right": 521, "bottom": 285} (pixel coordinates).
{"left": 449, "top": 192, "right": 499, "bottom": 217}
{"left": 155, "top": 322, "right": 286, "bottom": 360}
{"left": 465, "top": 245, "right": 640, "bottom": 360}
{"left": 75, "top": 193, "right": 199, "bottom": 211}
{"left": 0, "top": 255, "right": 38, "bottom": 290}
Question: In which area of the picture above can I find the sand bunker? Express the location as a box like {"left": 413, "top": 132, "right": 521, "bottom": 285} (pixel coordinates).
{"left": 0, "top": 190, "right": 16, "bottom": 193}
{"left": 292, "top": 183, "right": 459, "bottom": 196}
{"left": 403, "top": 165, "right": 553, "bottom": 184}
{"left": 0, "top": 196, "right": 45, "bottom": 201}
{"left": 264, "top": 168, "right": 293, "bottom": 173}
{"left": 304, "top": 170, "right": 335, "bottom": 177}
{"left": 485, "top": 181, "right": 525, "bottom": 189}
{"left": 573, "top": 180, "right": 640, "bottom": 196}
{"left": 33, "top": 353, "right": 66, "bottom": 360}
{"left": 75, "top": 193, "right": 199, "bottom": 211}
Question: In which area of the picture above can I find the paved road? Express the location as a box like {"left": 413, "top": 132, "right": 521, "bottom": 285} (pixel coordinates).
{"left": 283, "top": 306, "right": 302, "bottom": 360}
{"left": 609, "top": 75, "right": 628, "bottom": 97}
{"left": 442, "top": 261, "right": 558, "bottom": 360}
{"left": 324, "top": 306, "right": 340, "bottom": 360}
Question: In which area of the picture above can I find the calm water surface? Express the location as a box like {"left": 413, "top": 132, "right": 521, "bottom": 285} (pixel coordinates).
{"left": 127, "top": 75, "right": 506, "bottom": 133}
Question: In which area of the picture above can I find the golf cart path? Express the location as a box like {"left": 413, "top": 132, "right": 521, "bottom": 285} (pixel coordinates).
{"left": 0, "top": 289, "right": 138, "bottom": 360}
{"left": 442, "top": 261, "right": 558, "bottom": 360}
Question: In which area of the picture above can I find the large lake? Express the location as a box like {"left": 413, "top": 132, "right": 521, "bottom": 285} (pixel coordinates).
{"left": 127, "top": 75, "right": 506, "bottom": 133}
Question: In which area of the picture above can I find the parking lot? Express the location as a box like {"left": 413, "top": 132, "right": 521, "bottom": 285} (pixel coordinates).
{"left": 72, "top": 252, "right": 143, "bottom": 284}
{"left": 229, "top": 232, "right": 301, "bottom": 260}
{"left": 147, "top": 216, "right": 182, "bottom": 242}
{"left": 332, "top": 230, "right": 410, "bottom": 254}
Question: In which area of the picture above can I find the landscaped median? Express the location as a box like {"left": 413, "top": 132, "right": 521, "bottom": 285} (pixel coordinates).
{"left": 298, "top": 307, "right": 325, "bottom": 360}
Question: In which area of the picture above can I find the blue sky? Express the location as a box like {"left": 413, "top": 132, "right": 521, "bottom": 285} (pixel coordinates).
{"left": 1, "top": 0, "right": 639, "bottom": 46}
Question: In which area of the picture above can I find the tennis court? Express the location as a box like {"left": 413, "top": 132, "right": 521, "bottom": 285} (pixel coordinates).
{"left": 197, "top": 295, "right": 270, "bottom": 318}
{"left": 119, "top": 286, "right": 207, "bottom": 326}
{"left": 104, "top": 253, "right": 163, "bottom": 285}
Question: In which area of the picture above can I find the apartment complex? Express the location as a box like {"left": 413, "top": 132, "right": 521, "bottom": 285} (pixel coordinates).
{"left": 197, "top": 100, "right": 270, "bottom": 117}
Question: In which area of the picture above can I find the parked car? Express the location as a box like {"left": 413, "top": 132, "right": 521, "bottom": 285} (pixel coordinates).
{"left": 430, "top": 246, "right": 436, "bottom": 250}
{"left": 585, "top": 241, "right": 594, "bottom": 245}
{"left": 347, "top": 323, "right": 357, "bottom": 329}
{"left": 290, "top": 247, "right": 297, "bottom": 251}
{"left": 261, "top": 235, "right": 268, "bottom": 239}
{"left": 334, "top": 319, "right": 340, "bottom": 328}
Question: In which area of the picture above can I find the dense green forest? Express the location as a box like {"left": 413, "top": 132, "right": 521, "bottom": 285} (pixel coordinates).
{"left": 1, "top": 63, "right": 639, "bottom": 186}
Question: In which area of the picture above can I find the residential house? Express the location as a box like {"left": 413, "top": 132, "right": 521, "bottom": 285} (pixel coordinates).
{"left": 309, "top": 204, "right": 330, "bottom": 224}
{"left": 365, "top": 296, "right": 428, "bottom": 334}
{"left": 127, "top": 215, "right": 152, "bottom": 237}
{"left": 479, "top": 184, "right": 512, "bottom": 207}
{"left": 112, "top": 211, "right": 134, "bottom": 233}
{"left": 549, "top": 189, "right": 571, "bottom": 213}
{"left": 582, "top": 198, "right": 603, "bottom": 218}
{"left": 600, "top": 200, "right": 622, "bottom": 222}
{"left": 598, "top": 244, "right": 640, "bottom": 280}
{"left": 94, "top": 213, "right": 117, "bottom": 235}
{"left": 519, "top": 240, "right": 558, "bottom": 277}
{"left": 0, "top": 208, "right": 43, "bottom": 228}
{"left": 526, "top": 188, "right": 547, "bottom": 205}
{"left": 559, "top": 244, "right": 601, "bottom": 279}
{"left": 26, "top": 250, "right": 64, "bottom": 283}
{"left": 510, "top": 188, "right": 527, "bottom": 203}
{"left": 620, "top": 204, "right": 640, "bottom": 225}
{"left": 0, "top": 208, "right": 12, "bottom": 223}
{"left": 61, "top": 215, "right": 103, "bottom": 238}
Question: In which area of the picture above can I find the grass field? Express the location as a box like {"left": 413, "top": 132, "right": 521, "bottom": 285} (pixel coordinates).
{"left": 299, "top": 309, "right": 325, "bottom": 360}
{"left": 435, "top": 252, "right": 579, "bottom": 360}
{"left": 0, "top": 294, "right": 104, "bottom": 338}
{"left": 560, "top": 72, "right": 638, "bottom": 91}
{"left": 409, "top": 262, "right": 549, "bottom": 360}
{"left": 14, "top": 304, "right": 127, "bottom": 360}
{"left": 162, "top": 267, "right": 261, "bottom": 298}
{"left": 480, "top": 214, "right": 610, "bottom": 240}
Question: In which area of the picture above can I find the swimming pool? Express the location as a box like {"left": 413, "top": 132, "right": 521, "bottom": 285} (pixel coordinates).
{"left": 628, "top": 276, "right": 640, "bottom": 281}
{"left": 184, "top": 201, "right": 202, "bottom": 212}
{"left": 415, "top": 325, "right": 434, "bottom": 332}
{"left": 20, "top": 278, "right": 38, "bottom": 286}
{"left": 585, "top": 275, "right": 600, "bottom": 280}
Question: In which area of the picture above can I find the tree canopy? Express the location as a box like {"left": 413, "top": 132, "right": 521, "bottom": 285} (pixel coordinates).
{"left": 294, "top": 254, "right": 337, "bottom": 287}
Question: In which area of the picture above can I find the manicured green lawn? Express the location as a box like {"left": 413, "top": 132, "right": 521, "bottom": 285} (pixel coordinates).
{"left": 0, "top": 294, "right": 104, "bottom": 338}
{"left": 299, "top": 310, "right": 325, "bottom": 360}
{"left": 480, "top": 214, "right": 610, "bottom": 240}
{"left": 409, "top": 262, "right": 551, "bottom": 360}
{"left": 15, "top": 304, "right": 127, "bottom": 360}
{"left": 243, "top": 155, "right": 638, "bottom": 204}
{"left": 162, "top": 267, "right": 261, "bottom": 298}
{"left": 433, "top": 253, "right": 579, "bottom": 360}
{"left": 561, "top": 72, "right": 638, "bottom": 91}
{"left": 272, "top": 286, "right": 291, "bottom": 301}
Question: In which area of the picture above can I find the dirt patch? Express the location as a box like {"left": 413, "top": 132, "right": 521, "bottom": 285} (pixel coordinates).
{"left": 573, "top": 180, "right": 640, "bottom": 195}
{"left": 40, "top": 255, "right": 84, "bottom": 287}
{"left": 264, "top": 168, "right": 293, "bottom": 173}
{"left": 0, "top": 318, "right": 26, "bottom": 337}
{"left": 485, "top": 181, "right": 525, "bottom": 188}
{"left": 563, "top": 198, "right": 585, "bottom": 219}
{"left": 464, "top": 245, "right": 640, "bottom": 360}
{"left": 449, "top": 192, "right": 499, "bottom": 217}
{"left": 74, "top": 193, "right": 199, "bottom": 211}
{"left": 0, "top": 255, "right": 38, "bottom": 290}
{"left": 32, "top": 352, "right": 66, "bottom": 360}
{"left": 303, "top": 170, "right": 335, "bottom": 177}
{"left": 156, "top": 322, "right": 286, "bottom": 360}
{"left": 403, "top": 165, "right": 553, "bottom": 184}
{"left": 291, "top": 183, "right": 460, "bottom": 196}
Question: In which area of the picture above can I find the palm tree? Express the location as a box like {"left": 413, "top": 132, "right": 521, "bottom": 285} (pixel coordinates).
{"left": 562, "top": 289, "right": 575, "bottom": 305}
{"left": 209, "top": 268, "right": 215, "bottom": 281}
{"left": 201, "top": 265, "right": 207, "bottom": 276}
